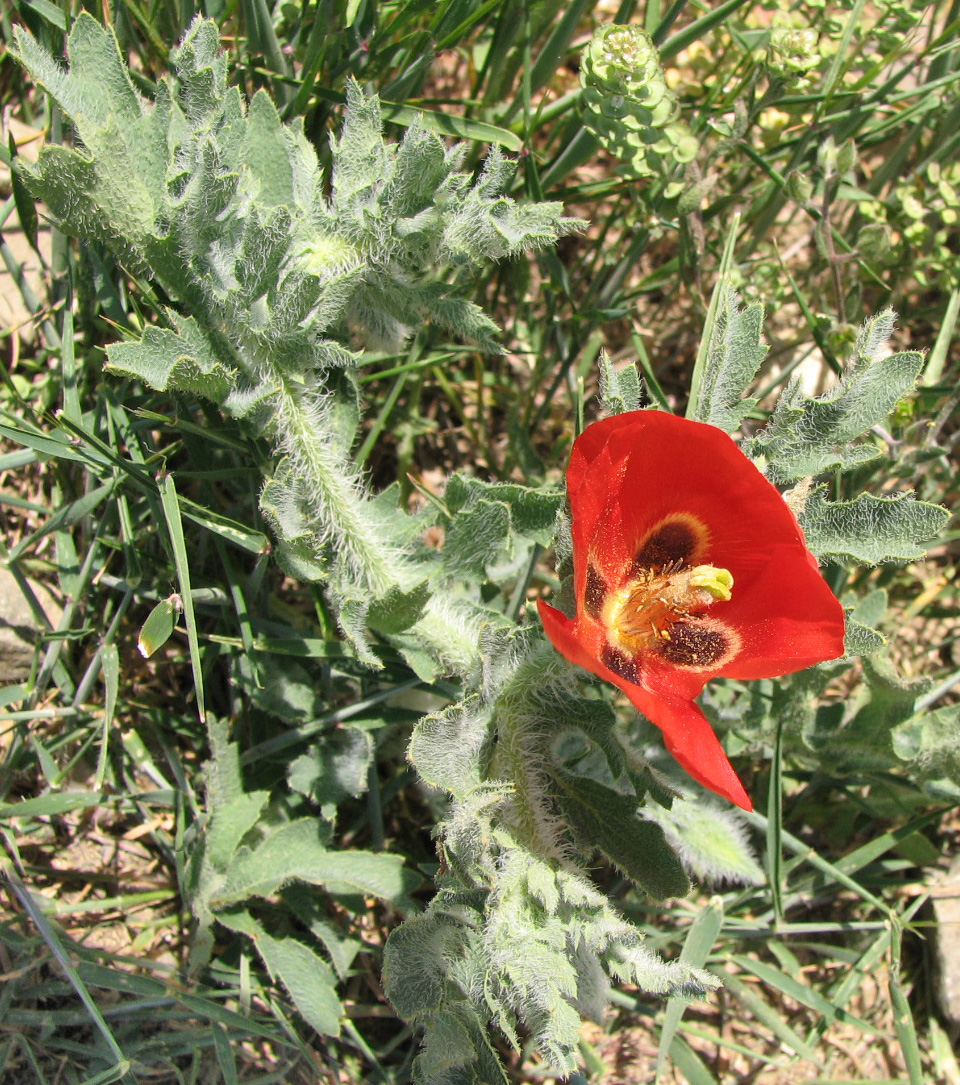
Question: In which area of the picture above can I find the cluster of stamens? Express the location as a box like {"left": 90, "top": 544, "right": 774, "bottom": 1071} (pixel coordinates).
{"left": 606, "top": 559, "right": 733, "bottom": 658}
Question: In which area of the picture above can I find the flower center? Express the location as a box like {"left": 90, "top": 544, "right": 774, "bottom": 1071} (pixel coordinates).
{"left": 605, "top": 562, "right": 733, "bottom": 655}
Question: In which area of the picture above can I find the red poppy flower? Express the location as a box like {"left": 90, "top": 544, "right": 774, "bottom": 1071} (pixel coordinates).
{"left": 538, "top": 410, "right": 846, "bottom": 811}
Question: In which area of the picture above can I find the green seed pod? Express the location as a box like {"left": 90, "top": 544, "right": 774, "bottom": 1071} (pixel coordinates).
{"left": 580, "top": 24, "right": 698, "bottom": 179}
{"left": 856, "top": 222, "right": 894, "bottom": 265}
{"left": 786, "top": 168, "right": 814, "bottom": 204}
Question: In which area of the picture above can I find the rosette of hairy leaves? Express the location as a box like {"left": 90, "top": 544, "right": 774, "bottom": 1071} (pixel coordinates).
{"left": 13, "top": 15, "right": 580, "bottom": 632}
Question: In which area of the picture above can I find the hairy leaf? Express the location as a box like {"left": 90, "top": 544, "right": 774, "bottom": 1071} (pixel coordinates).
{"left": 408, "top": 696, "right": 493, "bottom": 798}
{"left": 800, "top": 487, "right": 948, "bottom": 564}
{"left": 554, "top": 774, "right": 688, "bottom": 899}
{"left": 599, "top": 354, "right": 641, "bottom": 416}
{"left": 644, "top": 795, "right": 764, "bottom": 886}
{"left": 689, "top": 289, "right": 767, "bottom": 431}
{"left": 217, "top": 908, "right": 342, "bottom": 1036}
{"left": 441, "top": 498, "right": 512, "bottom": 578}
{"left": 214, "top": 818, "right": 419, "bottom": 909}
{"left": 288, "top": 727, "right": 374, "bottom": 806}
{"left": 383, "top": 912, "right": 465, "bottom": 1019}
{"left": 749, "top": 331, "right": 924, "bottom": 483}
{"left": 105, "top": 316, "right": 237, "bottom": 402}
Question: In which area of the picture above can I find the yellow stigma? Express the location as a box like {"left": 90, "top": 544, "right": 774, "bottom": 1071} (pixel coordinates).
{"left": 688, "top": 565, "right": 733, "bottom": 602}
{"left": 605, "top": 562, "right": 734, "bottom": 655}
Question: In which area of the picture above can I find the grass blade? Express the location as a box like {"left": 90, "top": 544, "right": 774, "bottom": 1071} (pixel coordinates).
{"left": 158, "top": 472, "right": 205, "bottom": 723}
{"left": 656, "top": 896, "right": 724, "bottom": 1082}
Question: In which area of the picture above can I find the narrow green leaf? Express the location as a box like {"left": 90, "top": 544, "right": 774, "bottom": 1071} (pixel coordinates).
{"left": 158, "top": 474, "right": 205, "bottom": 722}
{"left": 0, "top": 792, "right": 104, "bottom": 819}
{"left": 0, "top": 422, "right": 109, "bottom": 466}
{"left": 889, "top": 941, "right": 927, "bottom": 1085}
{"left": 76, "top": 960, "right": 283, "bottom": 1039}
{"left": 767, "top": 717, "right": 785, "bottom": 924}
{"left": 93, "top": 644, "right": 119, "bottom": 788}
{"left": 656, "top": 897, "right": 724, "bottom": 1082}
{"left": 8, "top": 482, "right": 114, "bottom": 561}
{"left": 922, "top": 285, "right": 960, "bottom": 385}
{"left": 660, "top": 0, "right": 754, "bottom": 60}
{"left": 380, "top": 102, "right": 524, "bottom": 151}
{"left": 1, "top": 863, "right": 131, "bottom": 1074}
{"left": 717, "top": 970, "right": 824, "bottom": 1065}
{"left": 178, "top": 498, "right": 269, "bottom": 555}
{"left": 729, "top": 955, "right": 883, "bottom": 1035}
{"left": 59, "top": 303, "right": 82, "bottom": 425}
{"left": 211, "top": 1024, "right": 238, "bottom": 1085}
{"left": 16, "top": 0, "right": 67, "bottom": 30}
{"left": 667, "top": 1035, "right": 719, "bottom": 1085}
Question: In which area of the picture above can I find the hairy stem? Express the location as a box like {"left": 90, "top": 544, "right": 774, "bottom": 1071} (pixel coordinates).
{"left": 491, "top": 650, "right": 568, "bottom": 862}
{"left": 267, "top": 366, "right": 401, "bottom": 594}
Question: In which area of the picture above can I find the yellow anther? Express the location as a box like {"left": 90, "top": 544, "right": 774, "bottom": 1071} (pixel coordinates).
{"left": 688, "top": 565, "right": 734, "bottom": 602}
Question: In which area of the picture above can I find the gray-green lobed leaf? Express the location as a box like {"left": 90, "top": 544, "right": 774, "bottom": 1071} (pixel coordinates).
{"left": 800, "top": 487, "right": 948, "bottom": 564}
{"left": 216, "top": 908, "right": 342, "bottom": 1036}
{"left": 748, "top": 316, "right": 924, "bottom": 483}
{"left": 214, "top": 817, "right": 420, "bottom": 910}
{"left": 13, "top": 14, "right": 580, "bottom": 631}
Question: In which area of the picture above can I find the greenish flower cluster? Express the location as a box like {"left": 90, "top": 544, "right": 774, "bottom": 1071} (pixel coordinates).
{"left": 766, "top": 27, "right": 821, "bottom": 91}
{"left": 872, "top": 0, "right": 925, "bottom": 52}
{"left": 580, "top": 24, "right": 698, "bottom": 178}
{"left": 859, "top": 162, "right": 960, "bottom": 289}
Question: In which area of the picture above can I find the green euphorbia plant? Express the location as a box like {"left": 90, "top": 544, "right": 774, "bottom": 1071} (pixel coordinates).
{"left": 13, "top": 16, "right": 953, "bottom": 1085}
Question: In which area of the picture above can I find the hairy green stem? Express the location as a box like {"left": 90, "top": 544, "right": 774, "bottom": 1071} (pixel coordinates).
{"left": 490, "top": 650, "right": 567, "bottom": 862}
{"left": 269, "top": 368, "right": 400, "bottom": 594}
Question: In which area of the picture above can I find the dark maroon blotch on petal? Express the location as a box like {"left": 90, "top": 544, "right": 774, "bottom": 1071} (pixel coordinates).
{"left": 600, "top": 645, "right": 641, "bottom": 684}
{"left": 657, "top": 621, "right": 729, "bottom": 668}
{"left": 635, "top": 520, "right": 699, "bottom": 571}
{"left": 584, "top": 564, "right": 608, "bottom": 619}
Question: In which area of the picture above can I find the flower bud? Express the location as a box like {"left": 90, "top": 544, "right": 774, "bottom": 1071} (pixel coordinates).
{"left": 836, "top": 139, "right": 857, "bottom": 176}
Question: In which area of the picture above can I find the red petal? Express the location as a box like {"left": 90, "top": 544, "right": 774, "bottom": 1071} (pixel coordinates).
{"left": 567, "top": 411, "right": 818, "bottom": 600}
{"left": 719, "top": 543, "right": 846, "bottom": 679}
{"left": 538, "top": 600, "right": 753, "bottom": 810}
{"left": 537, "top": 599, "right": 606, "bottom": 674}
{"left": 637, "top": 694, "right": 753, "bottom": 810}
